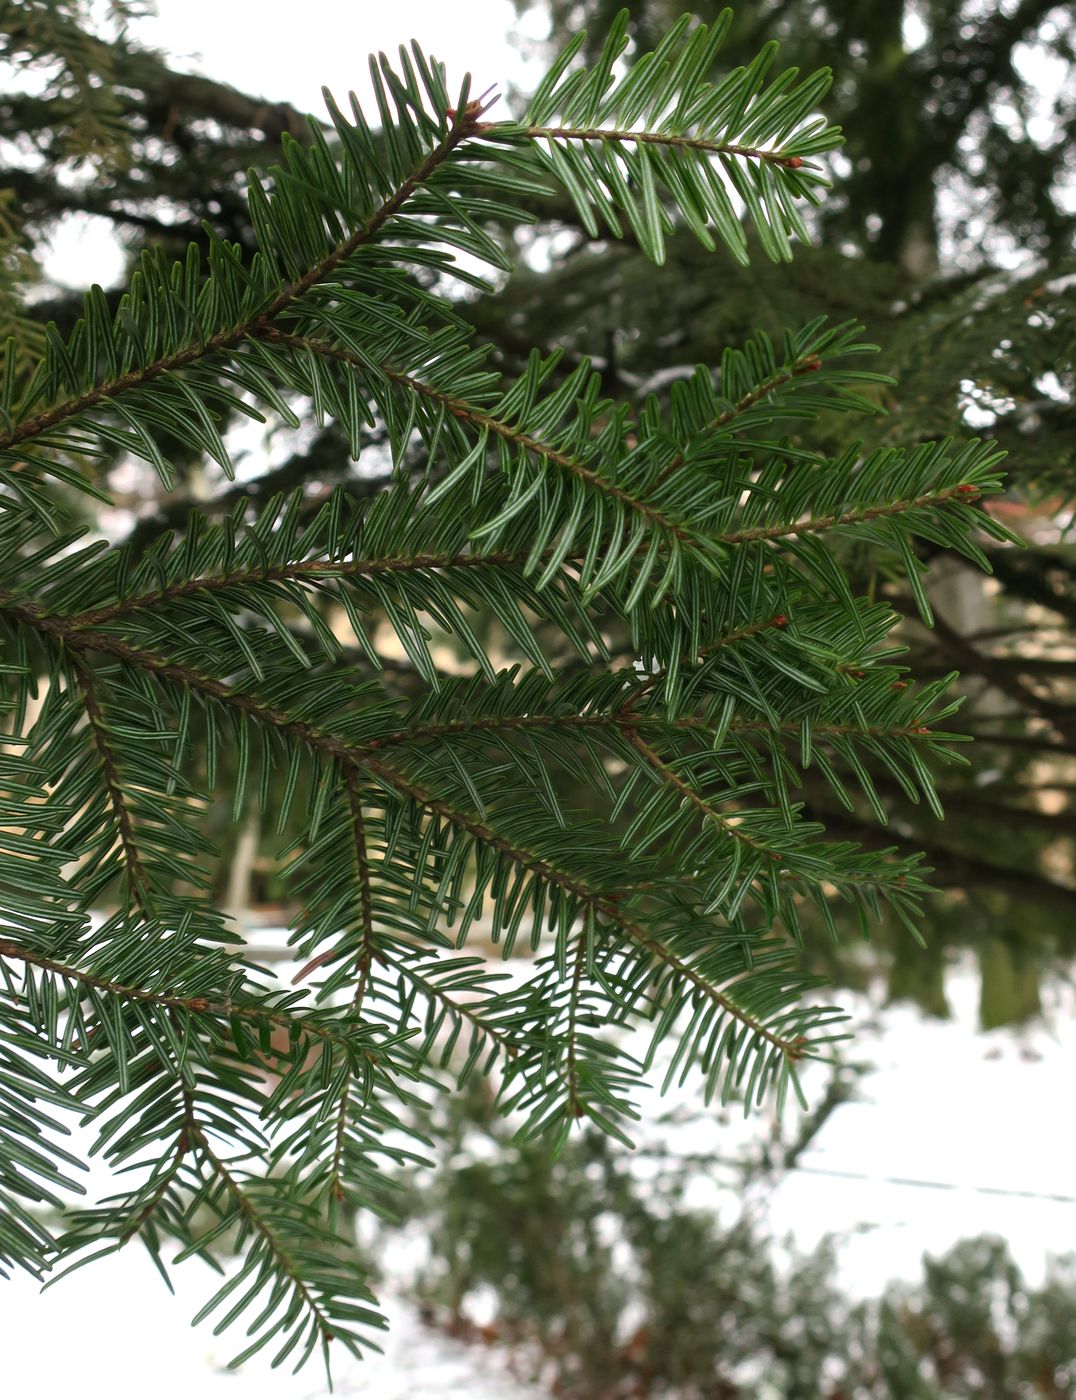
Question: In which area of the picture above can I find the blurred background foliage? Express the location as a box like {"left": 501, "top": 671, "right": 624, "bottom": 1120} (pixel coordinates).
{"left": 392, "top": 1081, "right": 1076, "bottom": 1399}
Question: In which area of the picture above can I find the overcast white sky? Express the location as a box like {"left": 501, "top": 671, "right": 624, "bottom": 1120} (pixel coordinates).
{"left": 43, "top": 0, "right": 546, "bottom": 284}
{"left": 137, "top": 0, "right": 545, "bottom": 115}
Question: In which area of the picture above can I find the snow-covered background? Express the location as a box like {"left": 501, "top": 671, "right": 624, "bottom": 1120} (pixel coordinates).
{"left": 5, "top": 944, "right": 1073, "bottom": 1399}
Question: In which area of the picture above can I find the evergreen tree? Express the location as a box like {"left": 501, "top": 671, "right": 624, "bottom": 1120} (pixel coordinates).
{"left": 0, "top": 4, "right": 1034, "bottom": 1377}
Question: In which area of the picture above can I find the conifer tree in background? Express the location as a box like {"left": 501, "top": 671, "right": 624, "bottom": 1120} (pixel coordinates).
{"left": 0, "top": 3, "right": 1035, "bottom": 1376}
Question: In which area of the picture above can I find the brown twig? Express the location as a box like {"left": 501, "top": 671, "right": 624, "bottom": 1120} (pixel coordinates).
{"left": 476, "top": 122, "right": 812, "bottom": 170}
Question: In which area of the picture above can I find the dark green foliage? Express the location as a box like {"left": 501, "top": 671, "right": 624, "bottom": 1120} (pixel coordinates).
{"left": 0, "top": 7, "right": 1033, "bottom": 1376}
{"left": 0, "top": 1, "right": 143, "bottom": 165}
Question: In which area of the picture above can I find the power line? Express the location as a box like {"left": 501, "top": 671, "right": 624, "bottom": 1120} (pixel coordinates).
{"left": 632, "top": 1146, "right": 1076, "bottom": 1206}
{"left": 790, "top": 1162, "right": 1076, "bottom": 1206}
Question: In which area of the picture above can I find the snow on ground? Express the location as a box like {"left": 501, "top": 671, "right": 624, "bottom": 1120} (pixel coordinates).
{"left": 3, "top": 1252, "right": 545, "bottom": 1400}
{"left": 768, "top": 968, "right": 1076, "bottom": 1295}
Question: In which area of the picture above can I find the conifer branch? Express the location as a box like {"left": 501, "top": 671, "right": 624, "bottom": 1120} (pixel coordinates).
{"left": 0, "top": 14, "right": 1016, "bottom": 1347}
{"left": 619, "top": 722, "right": 781, "bottom": 861}
{"left": 346, "top": 708, "right": 937, "bottom": 754}
{"left": 698, "top": 614, "right": 792, "bottom": 659}
{"left": 353, "top": 711, "right": 619, "bottom": 751}
{"left": 565, "top": 935, "right": 589, "bottom": 1120}
{"left": 57, "top": 551, "right": 543, "bottom": 630}
{"left": 14, "top": 614, "right": 798, "bottom": 1054}
{"left": 258, "top": 328, "right": 701, "bottom": 548}
{"left": 19, "top": 622, "right": 803, "bottom": 1063}
{"left": 328, "top": 770, "right": 376, "bottom": 1202}
{"left": 0, "top": 940, "right": 362, "bottom": 1055}
{"left": 344, "top": 772, "right": 376, "bottom": 1006}
{"left": 116, "top": 1150, "right": 184, "bottom": 1246}
{"left": 718, "top": 483, "right": 981, "bottom": 544}
{"left": 116, "top": 1089, "right": 195, "bottom": 1247}
{"left": 191, "top": 1125, "right": 337, "bottom": 1344}
{"left": 339, "top": 773, "right": 793, "bottom": 1056}
{"left": 2, "top": 596, "right": 946, "bottom": 757}
{"left": 381, "top": 954, "right": 520, "bottom": 1059}
{"left": 628, "top": 613, "right": 791, "bottom": 704}
{"left": 71, "top": 659, "right": 151, "bottom": 910}
{"left": 58, "top": 567, "right": 781, "bottom": 649}
{"left": 730, "top": 718, "right": 937, "bottom": 741}
{"left": 0, "top": 109, "right": 484, "bottom": 457}
{"left": 653, "top": 351, "right": 824, "bottom": 487}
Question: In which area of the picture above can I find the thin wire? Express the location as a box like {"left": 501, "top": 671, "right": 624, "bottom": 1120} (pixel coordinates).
{"left": 790, "top": 1162, "right": 1076, "bottom": 1206}
{"left": 637, "top": 1146, "right": 1076, "bottom": 1206}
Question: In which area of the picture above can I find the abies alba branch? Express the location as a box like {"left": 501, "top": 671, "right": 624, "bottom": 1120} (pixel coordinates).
{"left": 0, "top": 8, "right": 1014, "bottom": 1379}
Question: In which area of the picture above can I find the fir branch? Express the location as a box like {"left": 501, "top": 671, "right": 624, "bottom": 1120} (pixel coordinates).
{"left": 3, "top": 595, "right": 947, "bottom": 757}
{"left": 620, "top": 721, "right": 780, "bottom": 861}
{"left": 718, "top": 483, "right": 981, "bottom": 545}
{"left": 55, "top": 562, "right": 772, "bottom": 649}
{"left": 0, "top": 939, "right": 362, "bottom": 1057}
{"left": 349, "top": 709, "right": 939, "bottom": 753}
{"left": 344, "top": 772, "right": 376, "bottom": 1001}
{"left": 565, "top": 935, "right": 589, "bottom": 1121}
{"left": 698, "top": 613, "right": 791, "bottom": 659}
{"left": 652, "top": 349, "right": 824, "bottom": 488}
{"left": 12, "top": 612, "right": 801, "bottom": 1056}
{"left": 258, "top": 328, "right": 701, "bottom": 548}
{"left": 336, "top": 772, "right": 796, "bottom": 1057}
{"left": 353, "top": 710, "right": 617, "bottom": 752}
{"left": 628, "top": 612, "right": 790, "bottom": 705}
{"left": 729, "top": 718, "right": 938, "bottom": 741}
{"left": 0, "top": 607, "right": 794, "bottom": 1052}
{"left": 0, "top": 106, "right": 486, "bottom": 457}
{"left": 328, "top": 770, "right": 376, "bottom": 1202}
{"left": 0, "top": 12, "right": 1022, "bottom": 1350}
{"left": 56, "top": 550, "right": 542, "bottom": 630}
{"left": 380, "top": 953, "right": 520, "bottom": 1060}
{"left": 71, "top": 658, "right": 151, "bottom": 910}
{"left": 116, "top": 1088, "right": 195, "bottom": 1247}
{"left": 190, "top": 1124, "right": 337, "bottom": 1345}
